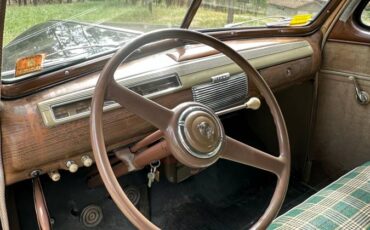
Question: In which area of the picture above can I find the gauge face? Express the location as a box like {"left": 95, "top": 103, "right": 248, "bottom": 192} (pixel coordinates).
{"left": 50, "top": 74, "right": 181, "bottom": 121}
{"left": 75, "top": 102, "right": 90, "bottom": 114}
{"left": 53, "top": 106, "right": 70, "bottom": 119}
{"left": 52, "top": 98, "right": 91, "bottom": 120}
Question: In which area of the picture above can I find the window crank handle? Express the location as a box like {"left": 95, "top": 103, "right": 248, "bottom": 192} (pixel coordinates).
{"left": 349, "top": 76, "right": 369, "bottom": 105}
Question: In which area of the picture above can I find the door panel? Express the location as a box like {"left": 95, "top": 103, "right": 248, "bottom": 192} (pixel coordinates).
{"left": 313, "top": 36, "right": 370, "bottom": 178}
{"left": 322, "top": 42, "right": 370, "bottom": 75}
{"left": 312, "top": 1, "right": 370, "bottom": 179}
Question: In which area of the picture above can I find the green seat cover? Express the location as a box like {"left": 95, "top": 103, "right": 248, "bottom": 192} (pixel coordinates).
{"left": 268, "top": 162, "right": 370, "bottom": 230}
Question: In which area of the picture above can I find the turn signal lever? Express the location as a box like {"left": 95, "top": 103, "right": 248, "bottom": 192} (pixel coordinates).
{"left": 349, "top": 76, "right": 369, "bottom": 105}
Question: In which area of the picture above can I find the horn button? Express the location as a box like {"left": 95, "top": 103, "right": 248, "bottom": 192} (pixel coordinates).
{"left": 177, "top": 106, "right": 224, "bottom": 159}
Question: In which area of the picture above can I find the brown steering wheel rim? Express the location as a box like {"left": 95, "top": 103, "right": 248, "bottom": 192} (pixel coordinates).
{"left": 90, "top": 29, "right": 290, "bottom": 230}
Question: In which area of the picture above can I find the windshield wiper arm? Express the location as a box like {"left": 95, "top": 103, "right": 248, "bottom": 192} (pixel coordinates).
{"left": 225, "top": 16, "right": 289, "bottom": 28}
{"left": 46, "top": 44, "right": 120, "bottom": 58}
{"left": 44, "top": 45, "right": 122, "bottom": 69}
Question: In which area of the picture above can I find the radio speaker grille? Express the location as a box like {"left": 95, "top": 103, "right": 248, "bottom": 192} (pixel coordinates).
{"left": 192, "top": 73, "right": 248, "bottom": 112}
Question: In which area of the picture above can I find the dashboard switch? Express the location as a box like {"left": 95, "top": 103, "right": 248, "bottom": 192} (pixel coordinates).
{"left": 48, "top": 170, "right": 61, "bottom": 182}
{"left": 66, "top": 160, "right": 79, "bottom": 173}
{"left": 81, "top": 155, "right": 93, "bottom": 167}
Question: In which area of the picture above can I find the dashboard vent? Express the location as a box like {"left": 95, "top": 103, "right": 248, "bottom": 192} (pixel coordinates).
{"left": 192, "top": 73, "right": 248, "bottom": 112}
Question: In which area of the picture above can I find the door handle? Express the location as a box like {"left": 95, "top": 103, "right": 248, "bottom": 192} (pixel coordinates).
{"left": 349, "top": 76, "right": 369, "bottom": 105}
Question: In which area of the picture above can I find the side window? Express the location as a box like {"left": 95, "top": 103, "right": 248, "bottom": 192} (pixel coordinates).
{"left": 361, "top": 1, "right": 370, "bottom": 26}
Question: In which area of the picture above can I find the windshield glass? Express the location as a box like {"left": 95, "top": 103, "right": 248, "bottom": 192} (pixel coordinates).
{"left": 191, "top": 0, "right": 330, "bottom": 29}
{"left": 3, "top": 1, "right": 188, "bottom": 81}
{"left": 2, "top": 0, "right": 330, "bottom": 82}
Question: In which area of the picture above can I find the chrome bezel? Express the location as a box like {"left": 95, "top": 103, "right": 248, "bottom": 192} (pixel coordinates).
{"left": 177, "top": 105, "right": 225, "bottom": 159}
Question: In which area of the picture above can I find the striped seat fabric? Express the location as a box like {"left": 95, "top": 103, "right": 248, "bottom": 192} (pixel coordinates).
{"left": 268, "top": 161, "right": 370, "bottom": 230}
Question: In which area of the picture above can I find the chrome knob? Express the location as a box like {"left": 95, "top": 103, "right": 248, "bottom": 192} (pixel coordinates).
{"left": 48, "top": 170, "right": 61, "bottom": 182}
{"left": 246, "top": 97, "right": 261, "bottom": 110}
{"left": 215, "top": 97, "right": 262, "bottom": 116}
{"left": 81, "top": 155, "right": 93, "bottom": 167}
{"left": 66, "top": 160, "right": 78, "bottom": 173}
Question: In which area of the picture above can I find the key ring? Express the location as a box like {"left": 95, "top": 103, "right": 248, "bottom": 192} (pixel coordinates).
{"left": 150, "top": 160, "right": 161, "bottom": 168}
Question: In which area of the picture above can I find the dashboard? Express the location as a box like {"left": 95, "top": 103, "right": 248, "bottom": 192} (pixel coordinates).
{"left": 1, "top": 37, "right": 319, "bottom": 185}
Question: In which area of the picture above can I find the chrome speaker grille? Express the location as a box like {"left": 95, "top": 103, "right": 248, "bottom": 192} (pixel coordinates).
{"left": 192, "top": 73, "right": 248, "bottom": 112}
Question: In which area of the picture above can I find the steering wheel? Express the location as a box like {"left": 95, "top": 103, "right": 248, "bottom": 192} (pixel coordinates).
{"left": 90, "top": 29, "right": 290, "bottom": 230}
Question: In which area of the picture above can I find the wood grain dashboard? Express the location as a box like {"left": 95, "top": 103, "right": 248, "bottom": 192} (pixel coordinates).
{"left": 1, "top": 36, "right": 321, "bottom": 185}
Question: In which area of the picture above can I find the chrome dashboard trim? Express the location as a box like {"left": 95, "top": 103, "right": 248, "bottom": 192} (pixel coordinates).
{"left": 320, "top": 69, "right": 370, "bottom": 80}
{"left": 38, "top": 41, "right": 313, "bottom": 127}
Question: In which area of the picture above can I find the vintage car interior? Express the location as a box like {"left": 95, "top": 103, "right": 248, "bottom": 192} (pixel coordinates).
{"left": 0, "top": 0, "right": 369, "bottom": 229}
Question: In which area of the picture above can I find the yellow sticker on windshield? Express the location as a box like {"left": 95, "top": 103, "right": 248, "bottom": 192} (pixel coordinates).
{"left": 290, "top": 14, "right": 312, "bottom": 26}
{"left": 15, "top": 54, "right": 45, "bottom": 77}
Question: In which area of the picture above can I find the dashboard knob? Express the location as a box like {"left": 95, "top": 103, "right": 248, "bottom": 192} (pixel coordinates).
{"left": 246, "top": 97, "right": 261, "bottom": 110}
{"left": 81, "top": 155, "right": 93, "bottom": 167}
{"left": 66, "top": 160, "right": 79, "bottom": 173}
{"left": 48, "top": 170, "right": 61, "bottom": 182}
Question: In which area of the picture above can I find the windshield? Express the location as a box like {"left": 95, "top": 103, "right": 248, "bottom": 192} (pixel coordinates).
{"left": 191, "top": 0, "right": 330, "bottom": 29}
{"left": 2, "top": 0, "right": 330, "bottom": 82}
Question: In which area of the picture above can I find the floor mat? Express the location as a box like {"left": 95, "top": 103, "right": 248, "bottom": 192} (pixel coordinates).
{"left": 12, "top": 168, "right": 148, "bottom": 230}
{"left": 150, "top": 160, "right": 316, "bottom": 230}
{"left": 12, "top": 160, "right": 315, "bottom": 230}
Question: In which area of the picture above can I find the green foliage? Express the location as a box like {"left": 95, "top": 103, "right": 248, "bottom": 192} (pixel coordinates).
{"left": 3, "top": 1, "right": 270, "bottom": 45}
{"left": 251, "top": 0, "right": 266, "bottom": 7}
{"left": 4, "top": 2, "right": 186, "bottom": 45}
{"left": 361, "top": 6, "right": 370, "bottom": 25}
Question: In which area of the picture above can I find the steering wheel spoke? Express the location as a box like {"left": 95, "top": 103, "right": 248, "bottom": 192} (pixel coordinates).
{"left": 107, "top": 81, "right": 173, "bottom": 131}
{"left": 221, "top": 136, "right": 285, "bottom": 176}
{"left": 91, "top": 29, "right": 290, "bottom": 229}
